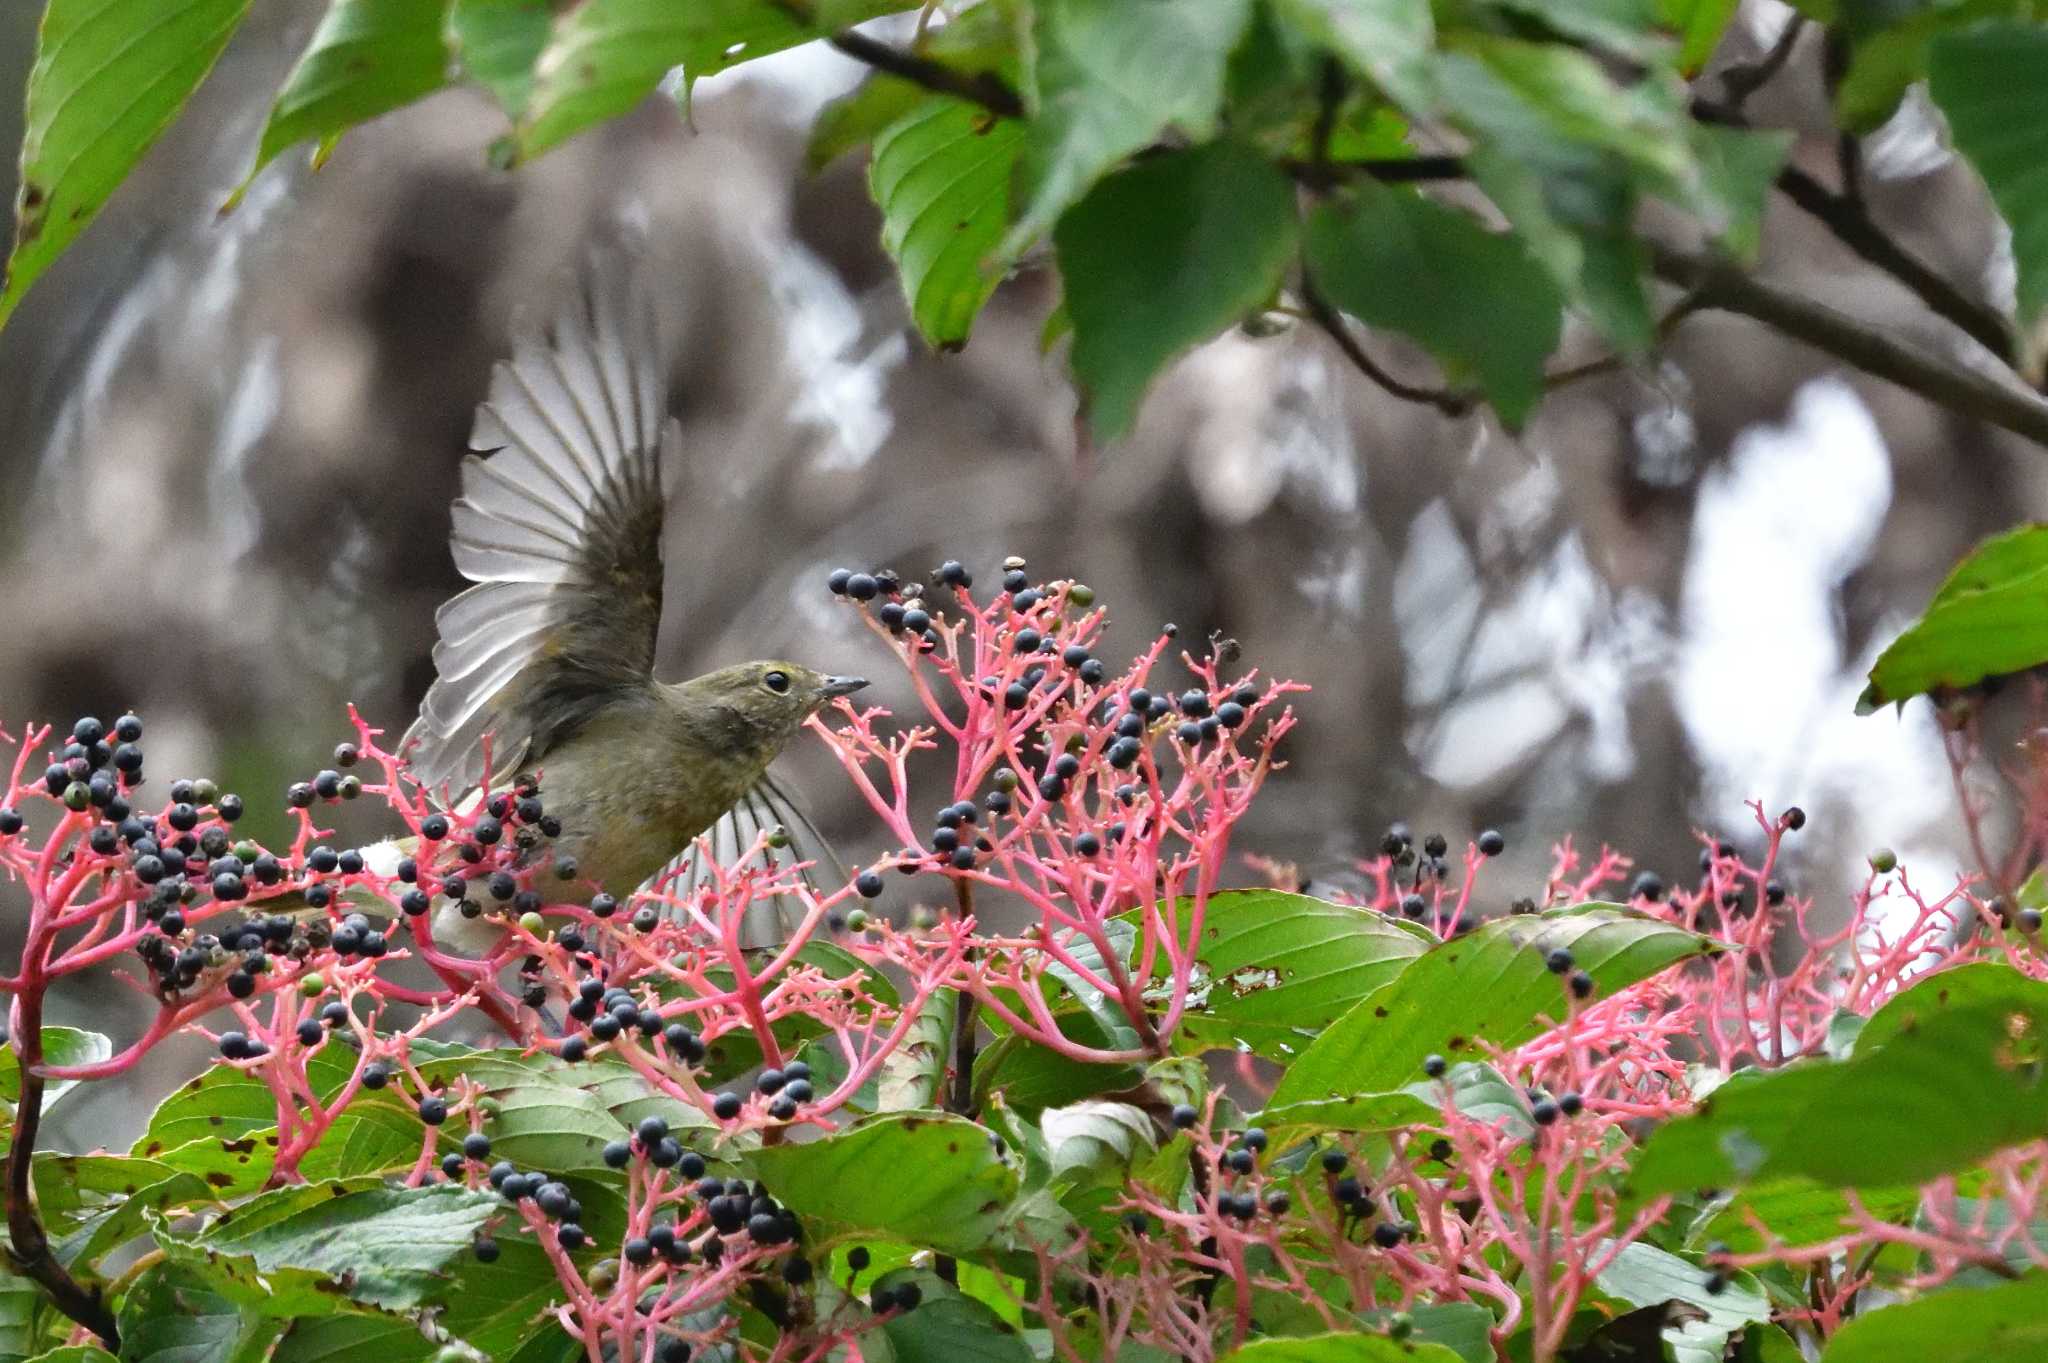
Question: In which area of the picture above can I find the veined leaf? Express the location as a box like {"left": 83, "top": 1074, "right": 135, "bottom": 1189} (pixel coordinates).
{"left": 1055, "top": 141, "right": 1299, "bottom": 440}
{"left": 871, "top": 96, "right": 1027, "bottom": 349}
{"left": 1304, "top": 185, "right": 1563, "bottom": 427}
{"left": 1003, "top": 0, "right": 1253, "bottom": 256}
{"left": 749, "top": 1111, "right": 1017, "bottom": 1257}
{"left": 1859, "top": 523, "right": 2048, "bottom": 710}
{"left": 1269, "top": 905, "right": 1717, "bottom": 1106}
{"left": 0, "top": 0, "right": 253, "bottom": 331}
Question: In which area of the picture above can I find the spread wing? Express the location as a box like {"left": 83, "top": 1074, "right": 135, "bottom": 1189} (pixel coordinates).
{"left": 404, "top": 253, "right": 677, "bottom": 795}
{"left": 656, "top": 770, "right": 846, "bottom": 946}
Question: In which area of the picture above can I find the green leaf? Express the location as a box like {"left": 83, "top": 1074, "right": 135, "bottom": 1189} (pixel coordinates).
{"left": 183, "top": 1179, "right": 502, "bottom": 1311}
{"left": 0, "top": 1274, "right": 50, "bottom": 1361}
{"left": 1304, "top": 186, "right": 1563, "bottom": 426}
{"left": 1268, "top": 0, "right": 1435, "bottom": 111}
{"left": 1216, "top": 1332, "right": 1467, "bottom": 1363}
{"left": 1485, "top": 0, "right": 1673, "bottom": 61}
{"left": 1041, "top": 1100, "right": 1153, "bottom": 1189}
{"left": 1004, "top": 0, "right": 1254, "bottom": 256}
{"left": 272, "top": 1229, "right": 569, "bottom": 1362}
{"left": 233, "top": 0, "right": 451, "bottom": 205}
{"left": 0, "top": 0, "right": 253, "bottom": 332}
{"left": 1929, "top": 24, "right": 2048, "bottom": 355}
{"left": 1435, "top": 34, "right": 1706, "bottom": 347}
{"left": 1664, "top": 0, "right": 1743, "bottom": 71}
{"left": 1359, "top": 1304, "right": 1496, "bottom": 1363}
{"left": 0, "top": 1027, "right": 110, "bottom": 1113}
{"left": 1859, "top": 524, "right": 2048, "bottom": 710}
{"left": 1628, "top": 964, "right": 2048, "bottom": 1197}
{"left": 1817, "top": 1272, "right": 2048, "bottom": 1362}
{"left": 750, "top": 1112, "right": 1017, "bottom": 1257}
{"left": 1055, "top": 141, "right": 1299, "bottom": 440}
{"left": 515, "top": 0, "right": 913, "bottom": 160}
{"left": 1149, "top": 891, "right": 1430, "bottom": 1059}
{"left": 116, "top": 1261, "right": 289, "bottom": 1363}
{"left": 1700, "top": 1178, "right": 1921, "bottom": 1255}
{"left": 1688, "top": 122, "right": 1793, "bottom": 261}
{"left": 972, "top": 1026, "right": 1142, "bottom": 1118}
{"left": 1268, "top": 905, "right": 1718, "bottom": 1106}
{"left": 1044, "top": 917, "right": 1143, "bottom": 1050}
{"left": 871, "top": 97, "right": 1027, "bottom": 348}
{"left": 1593, "top": 1240, "right": 1771, "bottom": 1363}
{"left": 1841, "top": 2, "right": 2026, "bottom": 135}
{"left": 19, "top": 1348, "right": 114, "bottom": 1363}
{"left": 447, "top": 0, "right": 552, "bottom": 119}
{"left": 874, "top": 1271, "right": 1035, "bottom": 1363}
{"left": 53, "top": 1170, "right": 215, "bottom": 1269}
{"left": 810, "top": 75, "right": 932, "bottom": 174}
{"left": 878, "top": 985, "right": 956, "bottom": 1113}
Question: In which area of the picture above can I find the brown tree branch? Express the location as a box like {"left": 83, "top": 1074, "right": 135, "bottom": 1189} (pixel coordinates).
{"left": 6, "top": 990, "right": 121, "bottom": 1348}
{"left": 1651, "top": 243, "right": 2048, "bottom": 448}
{"left": 1770, "top": 162, "right": 2014, "bottom": 362}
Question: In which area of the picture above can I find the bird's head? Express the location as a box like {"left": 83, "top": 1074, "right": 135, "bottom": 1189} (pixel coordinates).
{"left": 664, "top": 662, "right": 868, "bottom": 764}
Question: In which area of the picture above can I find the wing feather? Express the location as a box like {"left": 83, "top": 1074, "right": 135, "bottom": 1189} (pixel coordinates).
{"left": 403, "top": 250, "right": 677, "bottom": 795}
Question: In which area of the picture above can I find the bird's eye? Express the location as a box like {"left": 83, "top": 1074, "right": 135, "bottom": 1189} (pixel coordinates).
{"left": 764, "top": 671, "right": 790, "bottom": 694}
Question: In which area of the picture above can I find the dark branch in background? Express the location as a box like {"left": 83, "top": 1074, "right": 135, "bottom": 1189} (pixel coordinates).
{"left": 1652, "top": 243, "right": 2048, "bottom": 447}
{"left": 1770, "top": 161, "right": 2014, "bottom": 362}
{"left": 825, "top": 29, "right": 1023, "bottom": 118}
{"left": 1693, "top": 98, "right": 2016, "bottom": 364}
{"left": 818, "top": 11, "right": 2037, "bottom": 446}
{"left": 1299, "top": 280, "right": 1476, "bottom": 417}
{"left": 6, "top": 998, "right": 120, "bottom": 1348}
{"left": 1719, "top": 14, "right": 1808, "bottom": 113}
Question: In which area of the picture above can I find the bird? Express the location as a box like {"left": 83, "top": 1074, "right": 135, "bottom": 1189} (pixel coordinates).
{"left": 323, "top": 249, "right": 866, "bottom": 949}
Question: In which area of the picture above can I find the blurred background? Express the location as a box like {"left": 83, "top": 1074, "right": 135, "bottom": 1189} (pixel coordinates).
{"left": 0, "top": 1, "right": 2038, "bottom": 1132}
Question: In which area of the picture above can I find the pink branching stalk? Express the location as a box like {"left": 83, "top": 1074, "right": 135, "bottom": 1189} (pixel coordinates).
{"left": 814, "top": 576, "right": 1301, "bottom": 1064}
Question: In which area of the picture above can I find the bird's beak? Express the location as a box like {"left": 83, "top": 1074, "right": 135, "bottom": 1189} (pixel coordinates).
{"left": 819, "top": 675, "right": 869, "bottom": 699}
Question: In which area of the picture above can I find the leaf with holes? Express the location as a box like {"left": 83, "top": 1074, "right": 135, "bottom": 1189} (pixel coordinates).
{"left": 1147, "top": 890, "right": 1429, "bottom": 1059}
{"left": 1268, "top": 905, "right": 1719, "bottom": 1106}
{"left": 0, "top": 0, "right": 254, "bottom": 331}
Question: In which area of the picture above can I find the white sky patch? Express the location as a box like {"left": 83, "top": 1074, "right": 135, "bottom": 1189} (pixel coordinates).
{"left": 1397, "top": 502, "right": 1667, "bottom": 789}
{"left": 764, "top": 245, "right": 905, "bottom": 475}
{"left": 1675, "top": 378, "right": 1961, "bottom": 897}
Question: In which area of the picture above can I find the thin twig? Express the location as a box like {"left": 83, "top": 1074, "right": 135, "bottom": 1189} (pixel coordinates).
{"left": 1771, "top": 163, "right": 2013, "bottom": 361}
{"left": 1651, "top": 243, "right": 2048, "bottom": 448}
{"left": 1299, "top": 280, "right": 1475, "bottom": 417}
{"left": 1719, "top": 15, "right": 1808, "bottom": 112}
{"left": 1694, "top": 98, "right": 2016, "bottom": 363}
{"left": 825, "top": 29, "right": 1023, "bottom": 118}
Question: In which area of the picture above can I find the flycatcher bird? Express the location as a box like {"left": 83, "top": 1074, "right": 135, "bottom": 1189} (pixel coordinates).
{"left": 345, "top": 253, "right": 865, "bottom": 948}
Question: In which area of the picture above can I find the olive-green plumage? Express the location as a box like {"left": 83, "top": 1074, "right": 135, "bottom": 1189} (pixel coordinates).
{"left": 516, "top": 662, "right": 864, "bottom": 900}
{"left": 306, "top": 252, "right": 865, "bottom": 948}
